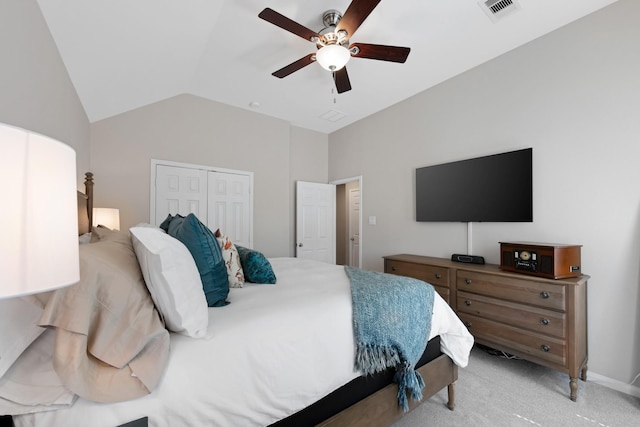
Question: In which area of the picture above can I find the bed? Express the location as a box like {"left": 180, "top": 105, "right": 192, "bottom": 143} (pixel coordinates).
{"left": 3, "top": 173, "right": 473, "bottom": 427}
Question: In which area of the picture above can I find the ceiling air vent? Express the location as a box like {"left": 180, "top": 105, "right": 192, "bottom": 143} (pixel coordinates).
{"left": 478, "top": 0, "right": 522, "bottom": 23}
{"left": 319, "top": 109, "right": 347, "bottom": 122}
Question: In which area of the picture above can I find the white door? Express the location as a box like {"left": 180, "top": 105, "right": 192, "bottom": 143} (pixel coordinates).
{"left": 154, "top": 165, "right": 207, "bottom": 225}
{"left": 296, "top": 181, "right": 336, "bottom": 263}
{"left": 207, "top": 171, "right": 251, "bottom": 248}
{"left": 348, "top": 188, "right": 360, "bottom": 267}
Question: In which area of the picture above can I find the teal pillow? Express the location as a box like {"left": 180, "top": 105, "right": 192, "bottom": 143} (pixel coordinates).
{"left": 160, "top": 214, "right": 229, "bottom": 307}
{"left": 236, "top": 246, "right": 276, "bottom": 284}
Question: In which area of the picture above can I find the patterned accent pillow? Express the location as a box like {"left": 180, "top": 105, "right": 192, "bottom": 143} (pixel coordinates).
{"left": 160, "top": 214, "right": 229, "bottom": 307}
{"left": 236, "top": 246, "right": 277, "bottom": 284}
{"left": 214, "top": 230, "right": 245, "bottom": 288}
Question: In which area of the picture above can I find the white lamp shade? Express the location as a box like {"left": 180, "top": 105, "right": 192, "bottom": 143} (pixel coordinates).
{"left": 93, "top": 208, "right": 120, "bottom": 230}
{"left": 316, "top": 44, "right": 351, "bottom": 71}
{"left": 0, "top": 123, "right": 79, "bottom": 299}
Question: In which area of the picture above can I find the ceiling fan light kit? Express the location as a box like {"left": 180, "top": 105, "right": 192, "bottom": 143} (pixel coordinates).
{"left": 258, "top": 0, "right": 410, "bottom": 94}
{"left": 316, "top": 44, "right": 351, "bottom": 71}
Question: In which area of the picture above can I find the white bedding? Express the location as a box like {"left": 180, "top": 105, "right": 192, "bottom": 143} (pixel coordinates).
{"left": 13, "top": 258, "right": 473, "bottom": 427}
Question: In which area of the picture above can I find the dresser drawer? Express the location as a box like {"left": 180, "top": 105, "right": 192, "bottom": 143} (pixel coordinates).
{"left": 434, "top": 285, "right": 450, "bottom": 304}
{"left": 457, "top": 291, "right": 565, "bottom": 339}
{"left": 456, "top": 271, "right": 565, "bottom": 311}
{"left": 459, "top": 313, "right": 566, "bottom": 366}
{"left": 385, "top": 260, "right": 449, "bottom": 288}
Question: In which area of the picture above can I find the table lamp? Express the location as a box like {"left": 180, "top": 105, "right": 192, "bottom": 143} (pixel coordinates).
{"left": 93, "top": 207, "right": 120, "bottom": 230}
{"left": 0, "top": 123, "right": 79, "bottom": 299}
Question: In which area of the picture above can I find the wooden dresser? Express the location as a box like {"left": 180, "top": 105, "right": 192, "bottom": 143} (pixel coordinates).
{"left": 383, "top": 254, "right": 589, "bottom": 401}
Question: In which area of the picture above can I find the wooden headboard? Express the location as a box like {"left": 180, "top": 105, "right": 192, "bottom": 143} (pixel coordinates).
{"left": 77, "top": 172, "right": 94, "bottom": 235}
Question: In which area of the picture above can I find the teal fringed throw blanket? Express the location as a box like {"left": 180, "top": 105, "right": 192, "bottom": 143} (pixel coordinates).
{"left": 345, "top": 266, "right": 435, "bottom": 412}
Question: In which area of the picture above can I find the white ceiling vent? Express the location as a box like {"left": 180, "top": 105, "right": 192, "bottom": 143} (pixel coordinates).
{"left": 478, "top": 0, "right": 522, "bottom": 23}
{"left": 319, "top": 109, "right": 347, "bottom": 122}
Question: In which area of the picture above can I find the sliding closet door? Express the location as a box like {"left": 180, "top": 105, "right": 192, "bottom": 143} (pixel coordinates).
{"left": 154, "top": 164, "right": 207, "bottom": 225}
{"left": 207, "top": 172, "right": 251, "bottom": 248}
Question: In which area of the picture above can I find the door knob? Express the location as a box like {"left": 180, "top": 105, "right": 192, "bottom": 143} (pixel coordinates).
{"left": 298, "top": 243, "right": 303, "bottom": 247}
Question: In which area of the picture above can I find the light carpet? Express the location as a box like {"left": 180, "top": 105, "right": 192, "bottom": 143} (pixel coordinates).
{"left": 393, "top": 345, "right": 640, "bottom": 427}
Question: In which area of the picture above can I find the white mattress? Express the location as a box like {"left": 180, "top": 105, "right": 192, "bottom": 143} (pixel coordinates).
{"left": 14, "top": 258, "right": 473, "bottom": 427}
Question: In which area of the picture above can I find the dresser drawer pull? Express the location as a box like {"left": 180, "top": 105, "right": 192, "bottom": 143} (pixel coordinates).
{"left": 541, "top": 344, "right": 551, "bottom": 352}
{"left": 540, "top": 291, "right": 550, "bottom": 299}
{"left": 464, "top": 300, "right": 471, "bottom": 306}
{"left": 540, "top": 318, "right": 550, "bottom": 326}
{"left": 464, "top": 322, "right": 472, "bottom": 329}
{"left": 391, "top": 266, "right": 397, "bottom": 272}
{"left": 435, "top": 273, "right": 442, "bottom": 279}
{"left": 465, "top": 279, "right": 472, "bottom": 285}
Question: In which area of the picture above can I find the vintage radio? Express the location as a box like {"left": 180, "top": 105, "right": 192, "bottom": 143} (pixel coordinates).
{"left": 499, "top": 242, "right": 582, "bottom": 279}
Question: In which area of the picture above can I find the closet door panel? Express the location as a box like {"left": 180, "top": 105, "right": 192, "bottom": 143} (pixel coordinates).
{"left": 207, "top": 172, "right": 251, "bottom": 248}
{"left": 154, "top": 165, "right": 207, "bottom": 225}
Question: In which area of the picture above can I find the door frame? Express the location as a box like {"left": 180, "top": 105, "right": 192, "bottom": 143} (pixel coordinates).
{"left": 347, "top": 186, "right": 360, "bottom": 268}
{"left": 331, "top": 176, "right": 363, "bottom": 268}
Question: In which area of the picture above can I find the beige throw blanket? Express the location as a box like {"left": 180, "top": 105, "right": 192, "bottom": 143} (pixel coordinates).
{"left": 39, "top": 230, "right": 170, "bottom": 402}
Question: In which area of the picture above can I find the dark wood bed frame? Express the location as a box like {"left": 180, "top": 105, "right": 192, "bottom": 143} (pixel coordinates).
{"left": 322, "top": 354, "right": 456, "bottom": 427}
{"left": 73, "top": 172, "right": 458, "bottom": 427}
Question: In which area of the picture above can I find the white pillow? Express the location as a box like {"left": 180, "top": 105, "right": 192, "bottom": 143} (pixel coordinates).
{"left": 0, "top": 297, "right": 46, "bottom": 377}
{"left": 130, "top": 226, "right": 208, "bottom": 338}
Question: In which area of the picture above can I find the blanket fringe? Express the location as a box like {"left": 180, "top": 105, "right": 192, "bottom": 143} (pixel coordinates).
{"left": 356, "top": 346, "right": 424, "bottom": 412}
{"left": 394, "top": 362, "right": 425, "bottom": 412}
{"left": 355, "top": 344, "right": 401, "bottom": 375}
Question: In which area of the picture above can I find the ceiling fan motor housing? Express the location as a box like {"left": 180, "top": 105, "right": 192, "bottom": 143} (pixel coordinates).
{"left": 317, "top": 10, "right": 349, "bottom": 48}
{"left": 322, "top": 9, "right": 342, "bottom": 28}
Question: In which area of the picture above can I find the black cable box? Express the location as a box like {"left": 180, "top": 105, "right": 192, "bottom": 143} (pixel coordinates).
{"left": 451, "top": 254, "right": 485, "bottom": 264}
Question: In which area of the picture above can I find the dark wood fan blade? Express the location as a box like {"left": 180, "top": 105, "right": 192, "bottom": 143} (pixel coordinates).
{"left": 336, "top": 0, "right": 381, "bottom": 38}
{"left": 333, "top": 67, "right": 352, "bottom": 94}
{"left": 350, "top": 43, "right": 410, "bottom": 63}
{"left": 272, "top": 54, "right": 316, "bottom": 78}
{"left": 259, "top": 8, "right": 320, "bottom": 42}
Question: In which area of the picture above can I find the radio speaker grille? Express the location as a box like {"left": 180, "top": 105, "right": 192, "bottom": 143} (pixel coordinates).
{"left": 502, "top": 251, "right": 514, "bottom": 267}
{"left": 540, "top": 255, "right": 554, "bottom": 275}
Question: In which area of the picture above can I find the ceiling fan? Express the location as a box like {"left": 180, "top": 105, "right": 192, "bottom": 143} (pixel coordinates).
{"left": 258, "top": 0, "right": 410, "bottom": 94}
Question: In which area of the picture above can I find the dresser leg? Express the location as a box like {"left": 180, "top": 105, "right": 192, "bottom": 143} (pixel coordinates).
{"left": 581, "top": 365, "right": 588, "bottom": 381}
{"left": 569, "top": 377, "right": 578, "bottom": 401}
{"left": 446, "top": 381, "right": 456, "bottom": 410}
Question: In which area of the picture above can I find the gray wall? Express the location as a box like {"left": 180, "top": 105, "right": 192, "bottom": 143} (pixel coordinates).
{"left": 329, "top": 0, "right": 640, "bottom": 389}
{"left": 0, "top": 0, "right": 90, "bottom": 185}
{"left": 90, "top": 94, "right": 328, "bottom": 257}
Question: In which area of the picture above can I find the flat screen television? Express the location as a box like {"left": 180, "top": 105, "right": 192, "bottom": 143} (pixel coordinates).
{"left": 416, "top": 148, "right": 532, "bottom": 222}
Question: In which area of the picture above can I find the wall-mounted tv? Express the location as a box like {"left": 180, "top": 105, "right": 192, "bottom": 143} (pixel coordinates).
{"left": 416, "top": 148, "right": 532, "bottom": 222}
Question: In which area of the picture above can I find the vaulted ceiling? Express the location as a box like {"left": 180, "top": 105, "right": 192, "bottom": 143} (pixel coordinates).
{"left": 37, "top": 0, "right": 618, "bottom": 133}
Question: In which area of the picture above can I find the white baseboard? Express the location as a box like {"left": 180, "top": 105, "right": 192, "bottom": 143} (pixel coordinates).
{"left": 589, "top": 371, "right": 640, "bottom": 398}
